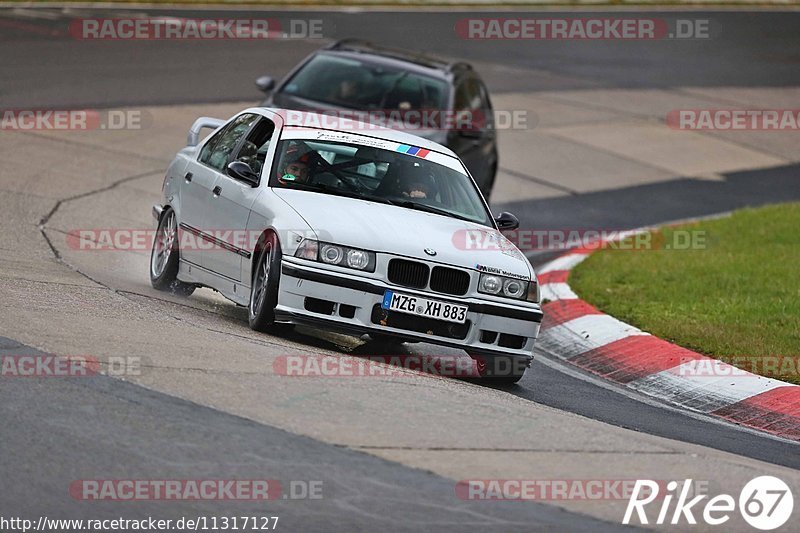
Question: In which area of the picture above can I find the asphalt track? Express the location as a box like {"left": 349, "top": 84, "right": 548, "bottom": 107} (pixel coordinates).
{"left": 0, "top": 337, "right": 623, "bottom": 532}
{"left": 2, "top": 6, "right": 800, "bottom": 531}
{"left": 2, "top": 9, "right": 799, "bottom": 108}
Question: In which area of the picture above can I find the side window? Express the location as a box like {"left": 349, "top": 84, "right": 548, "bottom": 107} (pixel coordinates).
{"left": 466, "top": 79, "right": 482, "bottom": 111}
{"left": 455, "top": 79, "right": 483, "bottom": 111}
{"left": 454, "top": 81, "right": 470, "bottom": 113}
{"left": 476, "top": 80, "right": 494, "bottom": 129}
{"left": 454, "top": 79, "right": 486, "bottom": 131}
{"left": 198, "top": 129, "right": 223, "bottom": 166}
{"left": 230, "top": 118, "right": 276, "bottom": 179}
{"left": 199, "top": 114, "right": 259, "bottom": 172}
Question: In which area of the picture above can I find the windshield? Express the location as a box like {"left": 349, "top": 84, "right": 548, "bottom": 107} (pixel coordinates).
{"left": 269, "top": 138, "right": 492, "bottom": 226}
{"left": 280, "top": 53, "right": 449, "bottom": 111}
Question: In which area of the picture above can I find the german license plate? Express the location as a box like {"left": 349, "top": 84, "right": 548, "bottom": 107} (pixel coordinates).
{"left": 381, "top": 290, "right": 468, "bottom": 324}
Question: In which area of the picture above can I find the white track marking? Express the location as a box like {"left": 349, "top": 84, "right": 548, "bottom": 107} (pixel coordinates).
{"left": 11, "top": 7, "right": 61, "bottom": 19}
{"left": 538, "top": 253, "right": 589, "bottom": 274}
{"left": 538, "top": 314, "right": 646, "bottom": 360}
{"left": 534, "top": 351, "right": 800, "bottom": 446}
{"left": 629, "top": 361, "right": 791, "bottom": 413}
{"left": 540, "top": 282, "right": 578, "bottom": 302}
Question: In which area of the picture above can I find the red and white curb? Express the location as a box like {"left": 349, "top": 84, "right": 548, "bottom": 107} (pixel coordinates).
{"left": 536, "top": 249, "right": 800, "bottom": 442}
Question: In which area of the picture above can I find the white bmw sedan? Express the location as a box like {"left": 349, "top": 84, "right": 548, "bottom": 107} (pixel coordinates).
{"left": 151, "top": 108, "right": 542, "bottom": 382}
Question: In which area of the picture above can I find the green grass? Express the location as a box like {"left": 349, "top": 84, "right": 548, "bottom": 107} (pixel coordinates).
{"left": 569, "top": 202, "right": 800, "bottom": 385}
{"left": 15, "top": 0, "right": 794, "bottom": 5}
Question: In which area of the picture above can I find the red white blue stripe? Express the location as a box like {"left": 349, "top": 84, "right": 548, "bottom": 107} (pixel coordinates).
{"left": 396, "top": 144, "right": 430, "bottom": 158}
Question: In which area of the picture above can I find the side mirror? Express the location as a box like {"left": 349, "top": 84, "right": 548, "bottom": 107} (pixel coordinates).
{"left": 494, "top": 211, "right": 519, "bottom": 231}
{"left": 227, "top": 161, "right": 260, "bottom": 187}
{"left": 255, "top": 75, "right": 275, "bottom": 93}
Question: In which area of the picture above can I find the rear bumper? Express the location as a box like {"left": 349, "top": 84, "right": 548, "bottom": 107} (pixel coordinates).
{"left": 276, "top": 258, "right": 542, "bottom": 359}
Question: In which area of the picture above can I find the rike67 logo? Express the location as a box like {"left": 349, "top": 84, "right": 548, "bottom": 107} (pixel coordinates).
{"left": 624, "top": 477, "right": 793, "bottom": 530}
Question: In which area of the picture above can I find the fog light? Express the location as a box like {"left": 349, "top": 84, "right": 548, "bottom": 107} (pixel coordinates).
{"left": 479, "top": 275, "right": 502, "bottom": 294}
{"left": 346, "top": 249, "right": 369, "bottom": 270}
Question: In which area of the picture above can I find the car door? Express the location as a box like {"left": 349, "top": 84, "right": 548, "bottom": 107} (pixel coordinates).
{"left": 178, "top": 123, "right": 228, "bottom": 268}
{"left": 183, "top": 113, "right": 260, "bottom": 271}
{"left": 448, "top": 77, "right": 495, "bottom": 192}
{"left": 204, "top": 113, "right": 281, "bottom": 282}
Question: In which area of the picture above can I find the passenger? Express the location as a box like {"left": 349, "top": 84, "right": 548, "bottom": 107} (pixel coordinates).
{"left": 401, "top": 173, "right": 436, "bottom": 200}
{"left": 402, "top": 179, "right": 432, "bottom": 199}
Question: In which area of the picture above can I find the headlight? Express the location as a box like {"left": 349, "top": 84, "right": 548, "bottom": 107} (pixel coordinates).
{"left": 294, "top": 239, "right": 376, "bottom": 272}
{"left": 478, "top": 273, "right": 530, "bottom": 300}
{"left": 503, "top": 278, "right": 526, "bottom": 299}
{"left": 321, "top": 244, "right": 343, "bottom": 264}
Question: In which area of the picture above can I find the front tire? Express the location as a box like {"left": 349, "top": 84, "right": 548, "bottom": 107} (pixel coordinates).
{"left": 150, "top": 207, "right": 194, "bottom": 296}
{"left": 369, "top": 333, "right": 405, "bottom": 345}
{"left": 249, "top": 233, "right": 292, "bottom": 334}
{"left": 468, "top": 353, "right": 529, "bottom": 385}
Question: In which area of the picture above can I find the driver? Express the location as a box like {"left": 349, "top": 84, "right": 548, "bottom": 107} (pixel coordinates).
{"left": 277, "top": 151, "right": 312, "bottom": 185}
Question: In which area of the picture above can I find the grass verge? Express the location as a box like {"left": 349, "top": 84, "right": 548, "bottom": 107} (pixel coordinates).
{"left": 569, "top": 202, "right": 800, "bottom": 385}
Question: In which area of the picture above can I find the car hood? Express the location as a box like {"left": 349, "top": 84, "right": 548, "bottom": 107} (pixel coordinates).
{"left": 273, "top": 188, "right": 532, "bottom": 279}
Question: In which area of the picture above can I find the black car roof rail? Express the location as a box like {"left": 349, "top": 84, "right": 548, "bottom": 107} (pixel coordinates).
{"left": 447, "top": 61, "right": 473, "bottom": 73}
{"left": 325, "top": 38, "right": 371, "bottom": 50}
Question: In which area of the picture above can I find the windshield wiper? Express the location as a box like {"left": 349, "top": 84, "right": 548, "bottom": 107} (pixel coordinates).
{"left": 286, "top": 183, "right": 476, "bottom": 221}
{"left": 392, "top": 200, "right": 477, "bottom": 223}
{"left": 287, "top": 182, "right": 395, "bottom": 206}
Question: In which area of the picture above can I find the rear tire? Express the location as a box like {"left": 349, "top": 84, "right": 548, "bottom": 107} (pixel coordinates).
{"left": 150, "top": 207, "right": 195, "bottom": 296}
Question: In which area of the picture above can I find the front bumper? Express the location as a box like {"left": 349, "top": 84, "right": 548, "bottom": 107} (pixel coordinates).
{"left": 276, "top": 258, "right": 542, "bottom": 358}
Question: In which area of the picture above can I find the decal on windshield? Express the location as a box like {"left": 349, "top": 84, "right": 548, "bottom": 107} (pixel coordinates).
{"left": 312, "top": 130, "right": 393, "bottom": 150}
{"left": 396, "top": 144, "right": 430, "bottom": 159}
